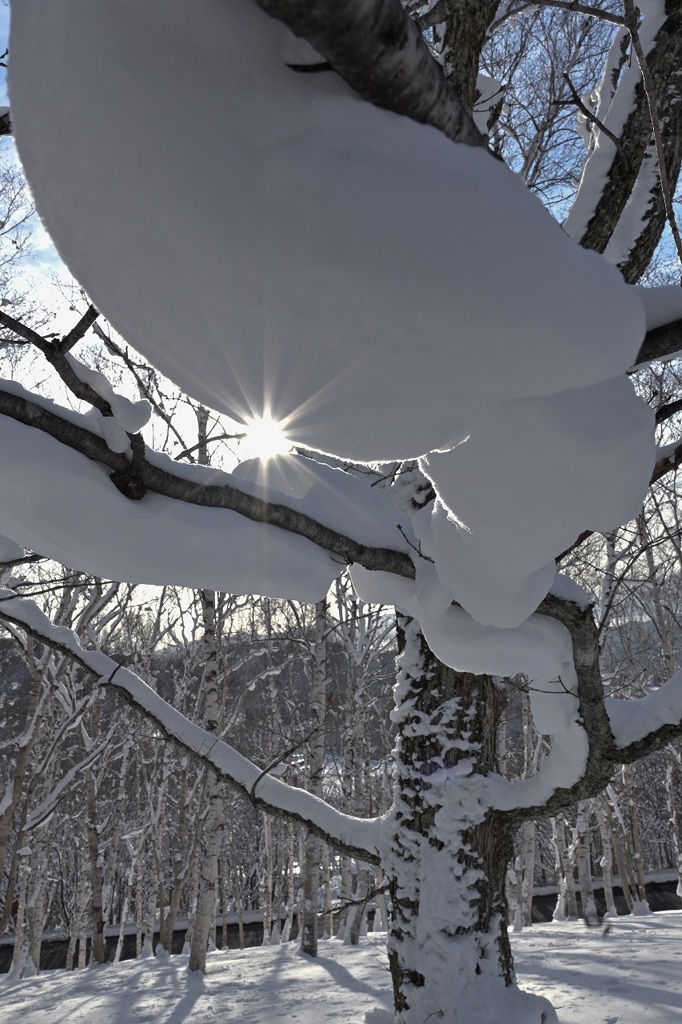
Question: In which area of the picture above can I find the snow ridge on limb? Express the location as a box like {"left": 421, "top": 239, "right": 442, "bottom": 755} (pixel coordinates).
{"left": 564, "top": 0, "right": 682, "bottom": 283}
{"left": 0, "top": 588, "right": 382, "bottom": 864}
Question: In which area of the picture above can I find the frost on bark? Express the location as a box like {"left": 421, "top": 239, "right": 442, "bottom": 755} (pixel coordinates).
{"left": 383, "top": 620, "right": 556, "bottom": 1024}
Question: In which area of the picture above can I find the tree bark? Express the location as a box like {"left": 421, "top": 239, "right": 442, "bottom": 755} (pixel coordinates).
{"left": 383, "top": 620, "right": 556, "bottom": 1024}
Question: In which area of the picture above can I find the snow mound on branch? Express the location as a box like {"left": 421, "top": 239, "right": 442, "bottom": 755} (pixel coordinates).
{"left": 0, "top": 534, "right": 24, "bottom": 562}
{"left": 421, "top": 377, "right": 654, "bottom": 626}
{"left": 11, "top": 0, "right": 644, "bottom": 464}
{"left": 636, "top": 284, "right": 682, "bottom": 332}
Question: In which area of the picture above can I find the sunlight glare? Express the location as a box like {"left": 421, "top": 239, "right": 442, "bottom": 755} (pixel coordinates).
{"left": 243, "top": 414, "right": 290, "bottom": 459}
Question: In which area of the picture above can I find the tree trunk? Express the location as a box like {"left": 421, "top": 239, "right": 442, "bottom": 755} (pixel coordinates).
{"left": 595, "top": 798, "right": 618, "bottom": 918}
{"left": 383, "top": 620, "right": 557, "bottom": 1024}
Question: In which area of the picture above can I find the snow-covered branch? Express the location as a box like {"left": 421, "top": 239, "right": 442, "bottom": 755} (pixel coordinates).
{"left": 0, "top": 384, "right": 415, "bottom": 595}
{"left": 606, "top": 669, "right": 682, "bottom": 763}
{"left": 564, "top": 1, "right": 682, "bottom": 283}
{"left": 0, "top": 588, "right": 382, "bottom": 863}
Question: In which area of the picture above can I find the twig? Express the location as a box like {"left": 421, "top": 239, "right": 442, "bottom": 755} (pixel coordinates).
{"left": 250, "top": 726, "right": 319, "bottom": 800}
{"left": 58, "top": 304, "right": 99, "bottom": 353}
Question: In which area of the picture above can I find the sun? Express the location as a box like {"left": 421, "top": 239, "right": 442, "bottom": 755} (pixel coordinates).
{"left": 242, "top": 413, "right": 291, "bottom": 460}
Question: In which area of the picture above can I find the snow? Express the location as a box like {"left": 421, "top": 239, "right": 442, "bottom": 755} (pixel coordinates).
{"left": 636, "top": 284, "right": 682, "bottom": 331}
{"left": 65, "top": 355, "right": 152, "bottom": 433}
{"left": 232, "top": 453, "right": 413, "bottom": 552}
{"left": 4, "top": 0, "right": 661, "bottom": 632}
{"left": 421, "top": 377, "right": 654, "bottom": 627}
{"left": 11, "top": 0, "right": 645, "bottom": 467}
{"left": 6, "top": 915, "right": 682, "bottom": 1024}
{"left": 472, "top": 73, "right": 505, "bottom": 133}
{"left": 0, "top": 401, "right": 420, "bottom": 598}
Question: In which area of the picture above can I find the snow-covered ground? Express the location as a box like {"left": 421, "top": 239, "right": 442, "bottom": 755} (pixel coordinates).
{"left": 5, "top": 914, "right": 682, "bottom": 1024}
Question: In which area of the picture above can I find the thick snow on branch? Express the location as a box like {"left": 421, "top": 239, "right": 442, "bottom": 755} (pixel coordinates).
{"left": 636, "top": 285, "right": 682, "bottom": 332}
{"left": 0, "top": 381, "right": 415, "bottom": 598}
{"left": 420, "top": 378, "right": 654, "bottom": 627}
{"left": 0, "top": 589, "right": 381, "bottom": 860}
{"left": 563, "top": 1, "right": 666, "bottom": 244}
{"left": 7, "top": 0, "right": 657, "bottom": 627}
{"left": 603, "top": 141, "right": 659, "bottom": 267}
{"left": 11, "top": 0, "right": 644, "bottom": 468}
{"left": 606, "top": 671, "right": 682, "bottom": 749}
{"left": 0, "top": 410, "right": 348, "bottom": 602}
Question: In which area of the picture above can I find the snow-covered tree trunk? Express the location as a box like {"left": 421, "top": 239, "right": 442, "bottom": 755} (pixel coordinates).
{"left": 26, "top": 828, "right": 50, "bottom": 973}
{"left": 281, "top": 822, "right": 296, "bottom": 942}
{"left": 229, "top": 800, "right": 246, "bottom": 949}
{"left": 383, "top": 620, "right": 555, "bottom": 1024}
{"left": 8, "top": 846, "right": 33, "bottom": 979}
{"left": 519, "top": 820, "right": 536, "bottom": 928}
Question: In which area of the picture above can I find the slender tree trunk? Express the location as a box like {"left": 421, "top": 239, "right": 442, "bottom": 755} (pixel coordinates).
{"left": 190, "top": 410, "right": 227, "bottom": 971}
{"left": 595, "top": 798, "right": 618, "bottom": 918}
{"left": 300, "top": 599, "right": 327, "bottom": 956}
{"left": 604, "top": 796, "right": 635, "bottom": 913}
{"left": 551, "top": 817, "right": 577, "bottom": 921}
{"left": 575, "top": 801, "right": 597, "bottom": 924}
{"left": 320, "top": 842, "right": 333, "bottom": 940}
{"left": 622, "top": 766, "right": 651, "bottom": 912}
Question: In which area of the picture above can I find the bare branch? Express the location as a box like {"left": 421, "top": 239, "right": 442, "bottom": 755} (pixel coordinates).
{"left": 562, "top": 71, "right": 624, "bottom": 154}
